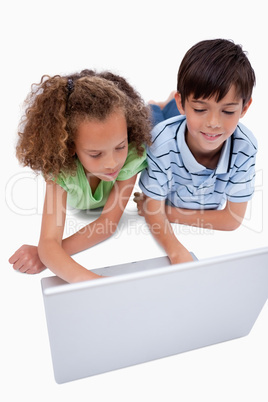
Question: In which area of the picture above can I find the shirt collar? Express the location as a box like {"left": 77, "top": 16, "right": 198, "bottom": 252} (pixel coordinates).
{"left": 215, "top": 136, "right": 232, "bottom": 174}
{"left": 176, "top": 120, "right": 231, "bottom": 174}
{"left": 177, "top": 120, "right": 206, "bottom": 173}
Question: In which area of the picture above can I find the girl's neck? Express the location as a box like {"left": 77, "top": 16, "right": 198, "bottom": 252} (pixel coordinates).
{"left": 85, "top": 172, "right": 101, "bottom": 195}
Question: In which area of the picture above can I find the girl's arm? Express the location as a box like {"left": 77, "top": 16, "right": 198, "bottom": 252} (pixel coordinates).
{"left": 140, "top": 196, "right": 193, "bottom": 265}
{"left": 62, "top": 174, "right": 137, "bottom": 255}
{"left": 10, "top": 175, "right": 137, "bottom": 281}
{"left": 37, "top": 180, "right": 101, "bottom": 283}
{"left": 165, "top": 199, "right": 248, "bottom": 231}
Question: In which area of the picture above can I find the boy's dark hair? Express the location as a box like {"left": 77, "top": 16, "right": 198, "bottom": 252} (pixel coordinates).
{"left": 177, "top": 39, "right": 256, "bottom": 107}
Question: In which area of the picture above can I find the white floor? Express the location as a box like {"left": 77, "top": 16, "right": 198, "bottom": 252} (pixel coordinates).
{"left": 2, "top": 1, "right": 268, "bottom": 401}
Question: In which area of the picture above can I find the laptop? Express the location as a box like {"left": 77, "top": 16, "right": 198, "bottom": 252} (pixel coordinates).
{"left": 41, "top": 247, "right": 268, "bottom": 384}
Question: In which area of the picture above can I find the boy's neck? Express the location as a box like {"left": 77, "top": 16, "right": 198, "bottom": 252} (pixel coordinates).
{"left": 186, "top": 131, "right": 223, "bottom": 170}
{"left": 194, "top": 150, "right": 222, "bottom": 170}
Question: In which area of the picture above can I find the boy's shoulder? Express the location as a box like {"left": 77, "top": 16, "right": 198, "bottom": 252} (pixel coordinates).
{"left": 234, "top": 122, "right": 258, "bottom": 153}
{"left": 150, "top": 115, "right": 186, "bottom": 152}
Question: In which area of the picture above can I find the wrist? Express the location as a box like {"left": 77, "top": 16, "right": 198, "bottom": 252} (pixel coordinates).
{"left": 73, "top": 270, "right": 103, "bottom": 283}
{"left": 167, "top": 245, "right": 194, "bottom": 265}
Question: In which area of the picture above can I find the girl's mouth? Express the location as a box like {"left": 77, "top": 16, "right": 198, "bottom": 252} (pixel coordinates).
{"left": 104, "top": 169, "right": 120, "bottom": 179}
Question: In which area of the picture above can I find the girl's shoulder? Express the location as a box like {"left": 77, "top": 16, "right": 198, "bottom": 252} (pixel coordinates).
{"left": 117, "top": 142, "right": 147, "bottom": 181}
{"left": 54, "top": 158, "right": 87, "bottom": 191}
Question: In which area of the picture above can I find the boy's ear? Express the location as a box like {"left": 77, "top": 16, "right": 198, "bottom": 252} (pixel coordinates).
{"left": 240, "top": 98, "right": 252, "bottom": 118}
{"left": 174, "top": 92, "right": 185, "bottom": 115}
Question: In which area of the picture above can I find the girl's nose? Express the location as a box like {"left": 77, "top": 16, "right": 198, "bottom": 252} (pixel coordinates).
{"left": 104, "top": 152, "right": 117, "bottom": 169}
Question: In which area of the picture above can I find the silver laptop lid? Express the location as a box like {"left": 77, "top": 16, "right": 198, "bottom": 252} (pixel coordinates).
{"left": 41, "top": 247, "right": 268, "bottom": 383}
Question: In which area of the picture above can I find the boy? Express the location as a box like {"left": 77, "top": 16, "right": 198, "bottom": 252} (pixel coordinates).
{"left": 134, "top": 39, "right": 257, "bottom": 264}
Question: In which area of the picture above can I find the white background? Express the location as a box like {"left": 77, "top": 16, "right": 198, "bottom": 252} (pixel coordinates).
{"left": 1, "top": 1, "right": 268, "bottom": 400}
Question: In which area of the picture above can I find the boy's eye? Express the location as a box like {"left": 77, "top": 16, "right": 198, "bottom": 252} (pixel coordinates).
{"left": 223, "top": 110, "right": 235, "bottom": 115}
{"left": 194, "top": 109, "right": 206, "bottom": 113}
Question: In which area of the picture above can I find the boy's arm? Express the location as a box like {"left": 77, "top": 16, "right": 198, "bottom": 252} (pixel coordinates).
{"left": 165, "top": 199, "right": 248, "bottom": 231}
{"left": 140, "top": 196, "right": 193, "bottom": 264}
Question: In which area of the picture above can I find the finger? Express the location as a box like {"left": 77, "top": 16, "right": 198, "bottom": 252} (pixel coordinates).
{"left": 12, "top": 256, "right": 31, "bottom": 272}
{"left": 12, "top": 259, "right": 25, "bottom": 271}
{"left": 24, "top": 268, "right": 36, "bottom": 275}
{"left": 18, "top": 260, "right": 31, "bottom": 273}
{"left": 133, "top": 192, "right": 143, "bottom": 199}
{"left": 9, "top": 245, "right": 27, "bottom": 264}
{"left": 19, "top": 265, "right": 29, "bottom": 274}
{"left": 9, "top": 252, "right": 20, "bottom": 264}
{"left": 26, "top": 265, "right": 47, "bottom": 275}
{"left": 133, "top": 194, "right": 143, "bottom": 202}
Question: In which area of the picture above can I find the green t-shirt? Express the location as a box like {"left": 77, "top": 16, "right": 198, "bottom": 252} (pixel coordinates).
{"left": 56, "top": 143, "right": 147, "bottom": 210}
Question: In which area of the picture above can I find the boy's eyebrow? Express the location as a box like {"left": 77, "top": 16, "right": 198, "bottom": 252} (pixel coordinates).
{"left": 192, "top": 99, "right": 240, "bottom": 106}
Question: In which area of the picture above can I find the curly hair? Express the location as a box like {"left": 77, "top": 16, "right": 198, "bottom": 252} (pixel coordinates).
{"left": 16, "top": 70, "right": 152, "bottom": 180}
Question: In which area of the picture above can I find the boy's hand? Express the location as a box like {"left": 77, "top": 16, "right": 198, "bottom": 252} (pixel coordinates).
{"left": 9, "top": 245, "right": 46, "bottom": 275}
{"left": 133, "top": 192, "right": 147, "bottom": 217}
{"left": 169, "top": 245, "right": 194, "bottom": 265}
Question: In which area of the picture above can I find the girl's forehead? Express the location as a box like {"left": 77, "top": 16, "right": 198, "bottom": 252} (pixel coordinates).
{"left": 75, "top": 112, "right": 128, "bottom": 148}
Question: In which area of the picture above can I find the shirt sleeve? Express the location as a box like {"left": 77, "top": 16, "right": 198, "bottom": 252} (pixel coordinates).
{"left": 116, "top": 143, "right": 148, "bottom": 181}
{"left": 138, "top": 147, "right": 170, "bottom": 200}
{"left": 225, "top": 153, "right": 257, "bottom": 202}
{"left": 225, "top": 124, "right": 258, "bottom": 203}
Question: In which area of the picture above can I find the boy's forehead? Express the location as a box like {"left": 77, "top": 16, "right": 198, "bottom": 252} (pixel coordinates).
{"left": 189, "top": 85, "right": 242, "bottom": 104}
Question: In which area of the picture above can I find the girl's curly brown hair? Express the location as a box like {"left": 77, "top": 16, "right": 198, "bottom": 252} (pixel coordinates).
{"left": 16, "top": 69, "right": 152, "bottom": 180}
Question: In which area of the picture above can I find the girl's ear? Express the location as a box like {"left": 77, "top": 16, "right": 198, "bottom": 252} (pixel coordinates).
{"left": 240, "top": 97, "right": 252, "bottom": 118}
{"left": 70, "top": 145, "right": 76, "bottom": 157}
{"left": 174, "top": 92, "right": 185, "bottom": 115}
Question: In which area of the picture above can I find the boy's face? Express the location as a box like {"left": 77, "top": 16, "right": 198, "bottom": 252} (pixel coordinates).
{"left": 175, "top": 85, "right": 252, "bottom": 164}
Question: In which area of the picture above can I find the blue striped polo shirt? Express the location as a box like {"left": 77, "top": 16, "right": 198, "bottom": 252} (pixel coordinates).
{"left": 139, "top": 115, "right": 257, "bottom": 210}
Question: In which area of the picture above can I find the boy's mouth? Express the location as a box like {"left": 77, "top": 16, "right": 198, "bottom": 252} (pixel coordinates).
{"left": 201, "top": 132, "right": 222, "bottom": 140}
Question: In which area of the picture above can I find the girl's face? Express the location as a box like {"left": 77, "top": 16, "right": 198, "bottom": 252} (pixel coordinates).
{"left": 175, "top": 85, "right": 252, "bottom": 163}
{"left": 74, "top": 111, "right": 128, "bottom": 182}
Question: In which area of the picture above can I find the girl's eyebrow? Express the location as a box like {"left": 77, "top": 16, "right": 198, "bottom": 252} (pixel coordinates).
{"left": 116, "top": 139, "right": 128, "bottom": 146}
{"left": 86, "top": 139, "right": 127, "bottom": 152}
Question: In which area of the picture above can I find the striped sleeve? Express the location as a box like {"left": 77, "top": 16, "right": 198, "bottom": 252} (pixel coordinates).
{"left": 139, "top": 148, "right": 170, "bottom": 200}
{"left": 226, "top": 153, "right": 256, "bottom": 202}
{"left": 226, "top": 125, "right": 257, "bottom": 202}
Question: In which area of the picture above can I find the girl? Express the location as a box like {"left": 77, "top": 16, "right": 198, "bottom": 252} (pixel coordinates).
{"left": 9, "top": 70, "right": 152, "bottom": 283}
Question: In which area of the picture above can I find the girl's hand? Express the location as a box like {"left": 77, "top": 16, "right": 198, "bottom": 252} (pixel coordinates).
{"left": 9, "top": 245, "right": 47, "bottom": 274}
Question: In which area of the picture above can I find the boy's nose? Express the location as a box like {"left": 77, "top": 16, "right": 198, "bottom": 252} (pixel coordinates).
{"left": 206, "top": 113, "right": 221, "bottom": 129}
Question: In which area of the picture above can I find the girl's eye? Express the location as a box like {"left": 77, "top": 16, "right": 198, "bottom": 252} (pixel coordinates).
{"left": 116, "top": 145, "right": 126, "bottom": 151}
{"left": 89, "top": 153, "right": 101, "bottom": 158}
